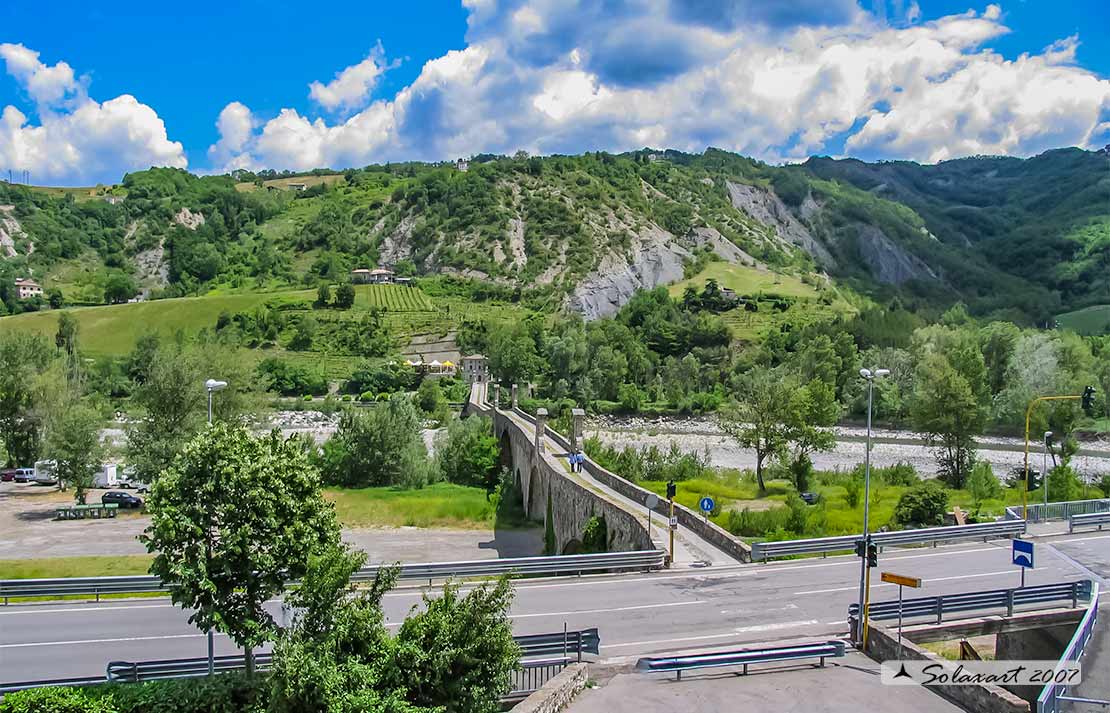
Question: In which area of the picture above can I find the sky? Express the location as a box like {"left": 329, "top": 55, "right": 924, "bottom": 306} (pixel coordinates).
{"left": 1, "top": 0, "right": 1108, "bottom": 186}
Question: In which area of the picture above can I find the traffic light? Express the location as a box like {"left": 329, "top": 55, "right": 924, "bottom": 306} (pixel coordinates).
{"left": 1026, "top": 468, "right": 1042, "bottom": 492}
{"left": 1082, "top": 386, "right": 1096, "bottom": 416}
{"left": 866, "top": 543, "right": 878, "bottom": 568}
{"left": 854, "top": 539, "right": 866, "bottom": 558}
{"left": 666, "top": 480, "right": 676, "bottom": 500}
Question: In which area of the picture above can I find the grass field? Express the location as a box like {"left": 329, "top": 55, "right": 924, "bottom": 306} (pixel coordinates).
{"left": 669, "top": 263, "right": 853, "bottom": 341}
{"left": 1056, "top": 304, "right": 1110, "bottom": 335}
{"left": 355, "top": 284, "right": 435, "bottom": 311}
{"left": 0, "top": 554, "right": 153, "bottom": 580}
{"left": 235, "top": 174, "right": 346, "bottom": 193}
{"left": 325, "top": 483, "right": 531, "bottom": 529}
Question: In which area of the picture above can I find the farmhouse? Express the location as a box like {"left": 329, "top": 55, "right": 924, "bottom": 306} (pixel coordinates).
{"left": 461, "top": 354, "right": 489, "bottom": 384}
{"left": 350, "top": 267, "right": 395, "bottom": 284}
{"left": 14, "top": 278, "right": 42, "bottom": 300}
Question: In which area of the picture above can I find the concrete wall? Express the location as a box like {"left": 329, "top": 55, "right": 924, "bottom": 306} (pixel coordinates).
{"left": 996, "top": 624, "right": 1074, "bottom": 704}
{"left": 867, "top": 623, "right": 1030, "bottom": 713}
{"left": 511, "top": 663, "right": 588, "bottom": 713}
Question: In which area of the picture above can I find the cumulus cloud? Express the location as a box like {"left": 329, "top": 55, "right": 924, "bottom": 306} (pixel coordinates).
{"left": 0, "top": 44, "right": 185, "bottom": 185}
{"left": 308, "top": 41, "right": 399, "bottom": 112}
{"left": 212, "top": 2, "right": 1110, "bottom": 172}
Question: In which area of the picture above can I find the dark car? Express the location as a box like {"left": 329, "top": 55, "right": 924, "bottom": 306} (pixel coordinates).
{"left": 102, "top": 491, "right": 143, "bottom": 509}
{"left": 0, "top": 469, "right": 15, "bottom": 482}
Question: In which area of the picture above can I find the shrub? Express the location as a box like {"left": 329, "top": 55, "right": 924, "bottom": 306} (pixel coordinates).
{"left": 877, "top": 462, "right": 919, "bottom": 486}
{"left": 0, "top": 687, "right": 116, "bottom": 713}
{"left": 257, "top": 357, "right": 328, "bottom": 397}
{"left": 436, "top": 416, "right": 499, "bottom": 492}
{"left": 303, "top": 394, "right": 313, "bottom": 401}
{"left": 95, "top": 673, "right": 266, "bottom": 713}
{"left": 1048, "top": 465, "right": 1085, "bottom": 502}
{"left": 581, "top": 515, "right": 608, "bottom": 553}
{"left": 359, "top": 391, "right": 374, "bottom": 402}
{"left": 843, "top": 472, "right": 863, "bottom": 508}
{"left": 893, "top": 481, "right": 949, "bottom": 528}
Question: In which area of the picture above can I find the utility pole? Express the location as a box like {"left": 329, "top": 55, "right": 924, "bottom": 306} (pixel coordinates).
{"left": 856, "top": 367, "right": 888, "bottom": 648}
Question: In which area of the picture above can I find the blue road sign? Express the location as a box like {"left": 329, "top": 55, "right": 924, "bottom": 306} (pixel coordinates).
{"left": 1012, "top": 539, "right": 1034, "bottom": 569}
{"left": 699, "top": 496, "right": 715, "bottom": 513}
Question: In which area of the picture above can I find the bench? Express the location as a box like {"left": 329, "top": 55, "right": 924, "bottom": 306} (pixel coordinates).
{"left": 54, "top": 503, "right": 120, "bottom": 520}
{"left": 635, "top": 641, "right": 846, "bottom": 681}
{"left": 1070, "top": 511, "right": 1110, "bottom": 533}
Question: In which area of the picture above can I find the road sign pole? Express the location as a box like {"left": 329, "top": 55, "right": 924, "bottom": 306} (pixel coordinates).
{"left": 897, "top": 584, "right": 904, "bottom": 658}
{"left": 669, "top": 497, "right": 675, "bottom": 561}
{"left": 1021, "top": 565, "right": 1025, "bottom": 589}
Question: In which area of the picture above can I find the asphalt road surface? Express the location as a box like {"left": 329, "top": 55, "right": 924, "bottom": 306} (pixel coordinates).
{"left": 2, "top": 532, "right": 1106, "bottom": 684}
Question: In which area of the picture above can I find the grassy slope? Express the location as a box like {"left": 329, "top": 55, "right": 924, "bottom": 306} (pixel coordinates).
{"left": 0, "top": 554, "right": 154, "bottom": 579}
{"left": 1056, "top": 304, "right": 1110, "bottom": 335}
{"left": 668, "top": 262, "right": 854, "bottom": 340}
{"left": 326, "top": 483, "right": 512, "bottom": 529}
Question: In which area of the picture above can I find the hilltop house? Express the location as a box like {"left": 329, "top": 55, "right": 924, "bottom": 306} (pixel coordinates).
{"left": 461, "top": 354, "right": 489, "bottom": 384}
{"left": 351, "top": 267, "right": 395, "bottom": 284}
{"left": 455, "top": 158, "right": 469, "bottom": 172}
{"left": 288, "top": 182, "right": 307, "bottom": 192}
{"left": 14, "top": 278, "right": 42, "bottom": 300}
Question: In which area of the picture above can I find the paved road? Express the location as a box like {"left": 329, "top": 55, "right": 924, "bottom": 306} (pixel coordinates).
{"left": 3, "top": 533, "right": 1106, "bottom": 683}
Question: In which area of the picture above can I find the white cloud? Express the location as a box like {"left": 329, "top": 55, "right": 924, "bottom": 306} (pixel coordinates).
{"left": 308, "top": 41, "right": 398, "bottom": 112}
{"left": 0, "top": 44, "right": 185, "bottom": 185}
{"left": 211, "top": 2, "right": 1110, "bottom": 172}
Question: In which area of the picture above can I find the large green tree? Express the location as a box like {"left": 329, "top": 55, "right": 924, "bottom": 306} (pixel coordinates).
{"left": 46, "top": 401, "right": 105, "bottom": 504}
{"left": 0, "top": 333, "right": 55, "bottom": 467}
{"left": 910, "top": 353, "right": 985, "bottom": 488}
{"left": 143, "top": 423, "right": 339, "bottom": 673}
{"left": 317, "top": 397, "right": 436, "bottom": 488}
{"left": 436, "top": 416, "right": 500, "bottom": 493}
{"left": 126, "top": 340, "right": 256, "bottom": 483}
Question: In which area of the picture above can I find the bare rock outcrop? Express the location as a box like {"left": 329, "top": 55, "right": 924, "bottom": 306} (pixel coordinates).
{"left": 726, "top": 181, "right": 834, "bottom": 267}
{"left": 378, "top": 215, "right": 418, "bottom": 265}
{"left": 173, "top": 207, "right": 206, "bottom": 230}
{"left": 0, "top": 205, "right": 29, "bottom": 258}
{"left": 856, "top": 224, "right": 938, "bottom": 285}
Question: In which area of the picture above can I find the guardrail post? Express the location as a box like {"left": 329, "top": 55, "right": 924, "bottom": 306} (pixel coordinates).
{"left": 576, "top": 630, "right": 583, "bottom": 663}
{"left": 936, "top": 597, "right": 944, "bottom": 624}
{"left": 1072, "top": 583, "right": 1078, "bottom": 609}
{"left": 1007, "top": 589, "right": 1014, "bottom": 617}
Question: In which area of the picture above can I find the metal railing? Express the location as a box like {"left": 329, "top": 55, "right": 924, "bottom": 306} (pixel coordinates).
{"left": 635, "top": 641, "right": 846, "bottom": 681}
{"left": 1, "top": 627, "right": 600, "bottom": 696}
{"left": 1038, "top": 582, "right": 1101, "bottom": 713}
{"left": 751, "top": 519, "right": 1027, "bottom": 562}
{"left": 0, "top": 551, "right": 665, "bottom": 602}
{"left": 1005, "top": 499, "right": 1110, "bottom": 524}
{"left": 848, "top": 580, "right": 1093, "bottom": 627}
{"left": 1069, "top": 511, "right": 1110, "bottom": 533}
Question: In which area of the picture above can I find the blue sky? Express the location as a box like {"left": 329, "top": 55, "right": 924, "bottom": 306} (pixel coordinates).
{"left": 1, "top": 1, "right": 1108, "bottom": 185}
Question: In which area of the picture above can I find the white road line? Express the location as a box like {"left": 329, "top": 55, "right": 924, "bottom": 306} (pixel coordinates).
{"left": 604, "top": 619, "right": 822, "bottom": 649}
{"left": 510, "top": 600, "right": 705, "bottom": 619}
{"left": 1057, "top": 534, "right": 1110, "bottom": 544}
{"left": 0, "top": 633, "right": 219, "bottom": 649}
{"left": 0, "top": 603, "right": 175, "bottom": 616}
{"left": 792, "top": 569, "right": 1024, "bottom": 595}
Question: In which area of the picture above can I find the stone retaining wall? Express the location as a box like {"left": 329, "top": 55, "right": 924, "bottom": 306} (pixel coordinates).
{"left": 511, "top": 663, "right": 588, "bottom": 713}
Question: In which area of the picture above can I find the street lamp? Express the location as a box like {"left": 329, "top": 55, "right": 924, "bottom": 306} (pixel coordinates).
{"left": 1043, "top": 432, "right": 1053, "bottom": 508}
{"left": 205, "top": 379, "right": 228, "bottom": 425}
{"left": 203, "top": 378, "right": 226, "bottom": 675}
{"left": 856, "top": 367, "right": 889, "bottom": 648}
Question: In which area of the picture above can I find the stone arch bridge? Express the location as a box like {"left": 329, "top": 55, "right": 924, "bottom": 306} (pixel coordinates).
{"left": 465, "top": 383, "right": 752, "bottom": 564}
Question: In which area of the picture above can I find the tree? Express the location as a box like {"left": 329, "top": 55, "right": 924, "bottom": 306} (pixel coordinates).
{"left": 317, "top": 397, "right": 436, "bottom": 488}
{"left": 46, "top": 288, "right": 64, "bottom": 309}
{"left": 289, "top": 315, "right": 317, "bottom": 351}
{"left": 967, "top": 461, "right": 1002, "bottom": 513}
{"left": 436, "top": 417, "right": 499, "bottom": 493}
{"left": 55, "top": 312, "right": 79, "bottom": 354}
{"left": 104, "top": 273, "right": 138, "bottom": 304}
{"left": 143, "top": 423, "right": 339, "bottom": 674}
{"left": 910, "top": 353, "right": 984, "bottom": 488}
{"left": 719, "top": 367, "right": 792, "bottom": 492}
{"left": 46, "top": 402, "right": 104, "bottom": 504}
{"left": 415, "top": 378, "right": 445, "bottom": 415}
{"left": 394, "top": 577, "right": 519, "bottom": 713}
{"left": 126, "top": 340, "right": 257, "bottom": 483}
{"left": 487, "top": 321, "right": 541, "bottom": 386}
{"left": 0, "top": 333, "right": 55, "bottom": 467}
{"left": 316, "top": 282, "right": 331, "bottom": 308}
{"left": 334, "top": 282, "right": 355, "bottom": 309}
{"left": 893, "top": 481, "right": 949, "bottom": 527}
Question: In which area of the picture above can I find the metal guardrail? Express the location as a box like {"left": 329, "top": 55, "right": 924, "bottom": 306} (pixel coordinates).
{"left": 635, "top": 641, "right": 846, "bottom": 681}
{"left": 1005, "top": 499, "right": 1110, "bottom": 524}
{"left": 1069, "top": 511, "right": 1110, "bottom": 533}
{"left": 848, "top": 580, "right": 1093, "bottom": 626}
{"left": 1, "top": 627, "right": 601, "bottom": 696}
{"left": 1038, "top": 582, "right": 1101, "bottom": 713}
{"left": 751, "top": 519, "right": 1027, "bottom": 562}
{"left": 0, "top": 551, "right": 665, "bottom": 602}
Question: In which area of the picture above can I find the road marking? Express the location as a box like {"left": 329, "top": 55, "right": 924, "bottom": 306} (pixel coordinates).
{"left": 0, "top": 633, "right": 219, "bottom": 649}
{"left": 0, "top": 603, "right": 176, "bottom": 616}
{"left": 792, "top": 569, "right": 1020, "bottom": 595}
{"left": 1057, "top": 534, "right": 1110, "bottom": 544}
{"left": 510, "top": 600, "right": 706, "bottom": 619}
{"left": 603, "top": 619, "right": 822, "bottom": 649}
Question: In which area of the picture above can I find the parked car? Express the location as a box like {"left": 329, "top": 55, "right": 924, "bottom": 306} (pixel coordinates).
{"left": 102, "top": 491, "right": 143, "bottom": 509}
{"left": 14, "top": 468, "right": 34, "bottom": 483}
{"left": 1, "top": 469, "right": 16, "bottom": 482}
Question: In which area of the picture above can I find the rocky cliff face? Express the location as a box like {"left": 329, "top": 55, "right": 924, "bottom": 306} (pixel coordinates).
{"left": 173, "top": 207, "right": 206, "bottom": 230}
{"left": 726, "top": 181, "right": 834, "bottom": 267}
{"left": 0, "top": 205, "right": 30, "bottom": 258}
{"left": 855, "top": 224, "right": 938, "bottom": 285}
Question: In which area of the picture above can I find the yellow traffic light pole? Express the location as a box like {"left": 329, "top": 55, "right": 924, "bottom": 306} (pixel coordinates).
{"left": 1023, "top": 394, "right": 1082, "bottom": 521}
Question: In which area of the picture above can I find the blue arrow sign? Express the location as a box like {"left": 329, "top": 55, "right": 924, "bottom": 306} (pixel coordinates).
{"left": 699, "top": 496, "right": 715, "bottom": 513}
{"left": 1012, "top": 539, "right": 1034, "bottom": 569}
